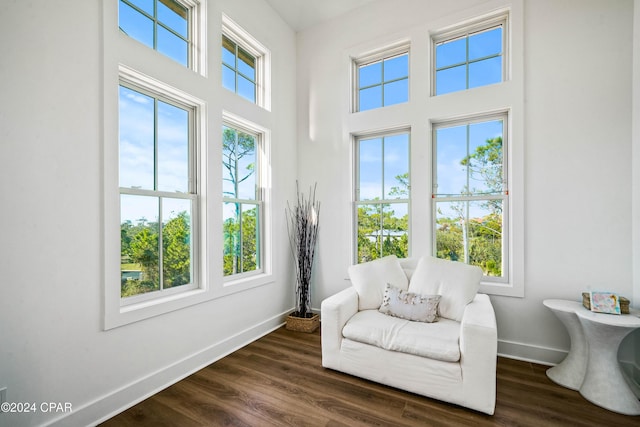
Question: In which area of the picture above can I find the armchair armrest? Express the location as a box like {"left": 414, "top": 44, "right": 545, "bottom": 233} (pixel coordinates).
{"left": 321, "top": 287, "right": 358, "bottom": 369}
{"left": 459, "top": 293, "right": 498, "bottom": 414}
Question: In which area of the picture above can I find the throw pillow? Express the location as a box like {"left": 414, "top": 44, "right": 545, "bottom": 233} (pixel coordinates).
{"left": 348, "top": 255, "right": 409, "bottom": 310}
{"left": 408, "top": 256, "right": 482, "bottom": 321}
{"left": 379, "top": 283, "right": 441, "bottom": 323}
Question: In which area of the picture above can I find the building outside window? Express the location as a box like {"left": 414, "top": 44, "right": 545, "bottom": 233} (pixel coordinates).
{"left": 432, "top": 113, "right": 508, "bottom": 281}
{"left": 118, "top": 81, "right": 198, "bottom": 301}
{"left": 355, "top": 131, "right": 410, "bottom": 263}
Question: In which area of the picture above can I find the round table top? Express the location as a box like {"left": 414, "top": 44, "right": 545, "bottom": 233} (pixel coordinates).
{"left": 543, "top": 299, "right": 640, "bottom": 327}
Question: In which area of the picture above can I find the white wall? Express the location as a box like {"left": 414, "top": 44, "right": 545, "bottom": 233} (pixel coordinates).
{"left": 0, "top": 1, "right": 297, "bottom": 426}
{"left": 296, "top": 0, "right": 637, "bottom": 365}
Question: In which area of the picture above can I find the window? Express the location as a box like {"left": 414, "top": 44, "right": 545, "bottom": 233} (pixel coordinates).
{"left": 433, "top": 15, "right": 506, "bottom": 95}
{"left": 222, "top": 35, "right": 257, "bottom": 103}
{"left": 222, "top": 15, "right": 270, "bottom": 109}
{"left": 118, "top": 79, "right": 199, "bottom": 303}
{"left": 355, "top": 131, "right": 410, "bottom": 262}
{"left": 119, "top": 0, "right": 195, "bottom": 67}
{"left": 355, "top": 48, "right": 409, "bottom": 111}
{"left": 432, "top": 113, "right": 507, "bottom": 281}
{"left": 222, "top": 122, "right": 264, "bottom": 278}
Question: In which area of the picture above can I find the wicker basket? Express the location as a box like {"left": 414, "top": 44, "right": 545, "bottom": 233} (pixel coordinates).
{"left": 286, "top": 313, "right": 320, "bottom": 333}
{"left": 582, "top": 292, "right": 629, "bottom": 314}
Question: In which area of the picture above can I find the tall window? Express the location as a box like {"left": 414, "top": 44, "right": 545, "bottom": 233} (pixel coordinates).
{"left": 432, "top": 114, "right": 507, "bottom": 281}
{"left": 119, "top": 81, "right": 198, "bottom": 301}
{"left": 355, "top": 131, "right": 410, "bottom": 262}
{"left": 433, "top": 16, "right": 506, "bottom": 95}
{"left": 119, "top": 0, "right": 193, "bottom": 67}
{"left": 222, "top": 123, "right": 263, "bottom": 277}
{"left": 355, "top": 49, "right": 409, "bottom": 112}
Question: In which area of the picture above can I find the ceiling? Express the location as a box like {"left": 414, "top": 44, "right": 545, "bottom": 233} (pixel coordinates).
{"left": 264, "top": 0, "right": 378, "bottom": 32}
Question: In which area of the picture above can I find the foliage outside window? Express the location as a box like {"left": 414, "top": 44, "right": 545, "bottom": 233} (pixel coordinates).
{"left": 119, "top": 0, "right": 191, "bottom": 67}
{"left": 355, "top": 132, "right": 410, "bottom": 263}
{"left": 222, "top": 35, "right": 257, "bottom": 103}
{"left": 434, "top": 19, "right": 505, "bottom": 95}
{"left": 433, "top": 114, "right": 507, "bottom": 281}
{"left": 223, "top": 124, "right": 262, "bottom": 277}
{"left": 356, "top": 51, "right": 409, "bottom": 111}
{"left": 119, "top": 83, "right": 197, "bottom": 300}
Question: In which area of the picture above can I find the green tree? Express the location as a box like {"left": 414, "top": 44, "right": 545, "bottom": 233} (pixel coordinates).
{"left": 163, "top": 211, "right": 191, "bottom": 288}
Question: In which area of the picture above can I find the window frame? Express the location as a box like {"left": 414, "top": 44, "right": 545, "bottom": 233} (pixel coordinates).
{"left": 222, "top": 14, "right": 271, "bottom": 110}
{"left": 118, "top": 0, "right": 204, "bottom": 72}
{"left": 431, "top": 112, "right": 509, "bottom": 283}
{"left": 353, "top": 128, "right": 411, "bottom": 263}
{"left": 352, "top": 43, "right": 410, "bottom": 113}
{"left": 431, "top": 13, "right": 508, "bottom": 96}
{"left": 221, "top": 121, "right": 265, "bottom": 281}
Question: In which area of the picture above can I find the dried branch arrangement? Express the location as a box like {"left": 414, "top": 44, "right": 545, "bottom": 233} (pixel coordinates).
{"left": 286, "top": 182, "right": 320, "bottom": 319}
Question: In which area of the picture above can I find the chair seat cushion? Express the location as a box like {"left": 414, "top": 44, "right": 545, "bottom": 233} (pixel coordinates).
{"left": 342, "top": 310, "right": 461, "bottom": 362}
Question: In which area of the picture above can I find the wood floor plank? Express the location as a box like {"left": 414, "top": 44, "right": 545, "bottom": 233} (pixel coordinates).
{"left": 100, "top": 326, "right": 640, "bottom": 426}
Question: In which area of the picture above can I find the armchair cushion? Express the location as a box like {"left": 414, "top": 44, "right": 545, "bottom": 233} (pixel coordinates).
{"left": 408, "top": 256, "right": 482, "bottom": 321}
{"left": 342, "top": 310, "right": 461, "bottom": 362}
{"left": 379, "top": 283, "right": 441, "bottom": 323}
{"left": 348, "top": 255, "right": 408, "bottom": 310}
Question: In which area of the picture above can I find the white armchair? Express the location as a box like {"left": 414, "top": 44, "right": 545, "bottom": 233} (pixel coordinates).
{"left": 321, "top": 255, "right": 498, "bottom": 415}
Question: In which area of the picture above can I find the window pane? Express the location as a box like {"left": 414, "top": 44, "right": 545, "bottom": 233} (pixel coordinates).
{"left": 469, "top": 56, "right": 502, "bottom": 89}
{"left": 222, "top": 127, "right": 257, "bottom": 200}
{"left": 222, "top": 36, "right": 236, "bottom": 67}
{"left": 222, "top": 65, "right": 236, "bottom": 92}
{"left": 436, "top": 65, "right": 466, "bottom": 95}
{"left": 468, "top": 120, "right": 504, "bottom": 194}
{"left": 119, "top": 86, "right": 155, "bottom": 190}
{"left": 237, "top": 75, "right": 256, "bottom": 103}
{"left": 241, "top": 204, "right": 260, "bottom": 273}
{"left": 435, "top": 124, "right": 467, "bottom": 195}
{"left": 384, "top": 134, "right": 409, "bottom": 199}
{"left": 121, "top": 194, "right": 160, "bottom": 297}
{"left": 162, "top": 198, "right": 192, "bottom": 288}
{"left": 119, "top": 1, "right": 154, "bottom": 48}
{"left": 237, "top": 48, "right": 256, "bottom": 80}
{"left": 157, "top": 101, "right": 189, "bottom": 193}
{"left": 158, "top": 25, "right": 188, "bottom": 66}
{"left": 436, "top": 37, "right": 466, "bottom": 69}
{"left": 358, "top": 137, "right": 382, "bottom": 200}
{"left": 384, "top": 54, "right": 408, "bottom": 81}
{"left": 357, "top": 203, "right": 382, "bottom": 263}
{"left": 469, "top": 27, "right": 502, "bottom": 60}
{"left": 125, "top": 0, "right": 153, "bottom": 15}
{"left": 359, "top": 61, "right": 382, "bottom": 88}
{"left": 158, "top": 0, "right": 188, "bottom": 38}
{"left": 381, "top": 203, "right": 409, "bottom": 258}
{"left": 435, "top": 200, "right": 465, "bottom": 262}
{"left": 383, "top": 78, "right": 408, "bottom": 106}
{"left": 359, "top": 86, "right": 382, "bottom": 111}
{"left": 468, "top": 200, "right": 503, "bottom": 277}
{"left": 223, "top": 202, "right": 241, "bottom": 276}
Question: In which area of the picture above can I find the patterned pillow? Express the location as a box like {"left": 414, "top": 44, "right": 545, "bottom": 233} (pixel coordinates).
{"left": 379, "top": 283, "right": 441, "bottom": 323}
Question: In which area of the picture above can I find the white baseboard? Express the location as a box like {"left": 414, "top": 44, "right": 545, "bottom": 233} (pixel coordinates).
{"left": 45, "top": 310, "right": 290, "bottom": 427}
{"left": 498, "top": 338, "right": 567, "bottom": 366}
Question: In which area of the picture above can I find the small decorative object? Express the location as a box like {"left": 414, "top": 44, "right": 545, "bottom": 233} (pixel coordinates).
{"left": 285, "top": 182, "right": 320, "bottom": 333}
{"left": 582, "top": 292, "right": 630, "bottom": 314}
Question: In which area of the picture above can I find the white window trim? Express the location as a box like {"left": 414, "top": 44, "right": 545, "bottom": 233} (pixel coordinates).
{"left": 351, "top": 41, "right": 411, "bottom": 113}
{"left": 222, "top": 14, "right": 271, "bottom": 111}
{"left": 221, "top": 111, "right": 272, "bottom": 287}
{"left": 430, "top": 10, "right": 509, "bottom": 97}
{"left": 105, "top": 65, "right": 209, "bottom": 329}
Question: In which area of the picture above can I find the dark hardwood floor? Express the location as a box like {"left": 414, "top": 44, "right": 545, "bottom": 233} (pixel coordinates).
{"left": 100, "top": 326, "right": 639, "bottom": 426}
